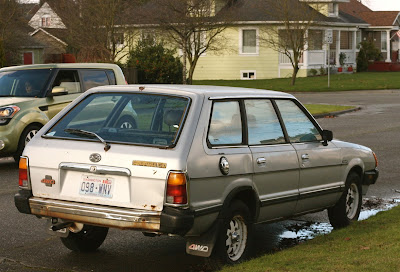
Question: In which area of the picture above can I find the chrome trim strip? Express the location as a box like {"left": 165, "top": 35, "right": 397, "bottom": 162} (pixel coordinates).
{"left": 208, "top": 95, "right": 292, "bottom": 100}
{"left": 29, "top": 197, "right": 160, "bottom": 230}
{"left": 59, "top": 163, "right": 131, "bottom": 177}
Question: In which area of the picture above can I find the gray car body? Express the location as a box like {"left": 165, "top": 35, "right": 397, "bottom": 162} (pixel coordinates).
{"left": 15, "top": 85, "right": 377, "bottom": 254}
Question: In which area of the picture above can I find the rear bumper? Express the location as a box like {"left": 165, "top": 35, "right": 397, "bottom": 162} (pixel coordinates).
{"left": 15, "top": 193, "right": 194, "bottom": 235}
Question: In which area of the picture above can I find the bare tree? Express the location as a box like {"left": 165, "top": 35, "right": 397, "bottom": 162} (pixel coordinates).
{"left": 144, "top": 0, "right": 238, "bottom": 84}
{"left": 0, "top": 0, "right": 25, "bottom": 67}
{"left": 256, "top": 0, "right": 323, "bottom": 85}
{"left": 52, "top": 0, "right": 139, "bottom": 63}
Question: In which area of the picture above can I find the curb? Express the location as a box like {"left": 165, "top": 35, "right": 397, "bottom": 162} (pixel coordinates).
{"left": 313, "top": 106, "right": 362, "bottom": 119}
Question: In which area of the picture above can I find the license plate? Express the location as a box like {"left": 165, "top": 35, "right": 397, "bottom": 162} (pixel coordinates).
{"left": 79, "top": 175, "right": 114, "bottom": 198}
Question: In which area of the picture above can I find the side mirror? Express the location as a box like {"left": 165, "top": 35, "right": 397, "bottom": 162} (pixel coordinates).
{"left": 322, "top": 130, "right": 333, "bottom": 146}
{"left": 49, "top": 87, "right": 68, "bottom": 97}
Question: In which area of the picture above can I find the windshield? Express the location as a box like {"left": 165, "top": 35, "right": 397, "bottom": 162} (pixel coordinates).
{"left": 0, "top": 69, "right": 52, "bottom": 97}
{"left": 44, "top": 93, "right": 190, "bottom": 147}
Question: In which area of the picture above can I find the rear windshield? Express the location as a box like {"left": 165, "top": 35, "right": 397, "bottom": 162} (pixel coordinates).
{"left": 0, "top": 69, "right": 52, "bottom": 97}
{"left": 44, "top": 92, "right": 190, "bottom": 147}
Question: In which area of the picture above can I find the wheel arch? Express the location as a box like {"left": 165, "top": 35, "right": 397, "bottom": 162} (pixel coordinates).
{"left": 218, "top": 186, "right": 259, "bottom": 222}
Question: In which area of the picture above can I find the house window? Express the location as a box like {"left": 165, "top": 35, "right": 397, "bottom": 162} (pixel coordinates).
{"left": 381, "top": 31, "right": 387, "bottom": 51}
{"left": 340, "top": 31, "right": 353, "bottom": 50}
{"left": 240, "top": 29, "right": 258, "bottom": 54}
{"left": 41, "top": 15, "right": 51, "bottom": 27}
{"left": 114, "top": 33, "right": 124, "bottom": 46}
{"left": 241, "top": 70, "right": 256, "bottom": 80}
{"left": 328, "top": 3, "right": 338, "bottom": 17}
{"left": 308, "top": 30, "right": 323, "bottom": 50}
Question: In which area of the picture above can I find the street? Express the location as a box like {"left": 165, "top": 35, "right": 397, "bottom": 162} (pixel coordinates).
{"left": 1, "top": 90, "right": 400, "bottom": 272}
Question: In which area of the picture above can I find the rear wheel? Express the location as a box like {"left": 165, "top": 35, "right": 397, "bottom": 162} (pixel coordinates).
{"left": 211, "top": 200, "right": 253, "bottom": 266}
{"left": 61, "top": 225, "right": 108, "bottom": 252}
{"left": 328, "top": 172, "right": 362, "bottom": 228}
{"left": 14, "top": 125, "right": 41, "bottom": 163}
{"left": 117, "top": 115, "right": 137, "bottom": 129}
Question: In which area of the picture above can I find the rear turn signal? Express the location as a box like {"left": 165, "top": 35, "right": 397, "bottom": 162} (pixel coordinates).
{"left": 19, "top": 157, "right": 30, "bottom": 189}
{"left": 166, "top": 172, "right": 187, "bottom": 205}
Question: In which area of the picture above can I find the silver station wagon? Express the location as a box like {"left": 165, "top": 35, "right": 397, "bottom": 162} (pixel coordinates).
{"left": 15, "top": 85, "right": 378, "bottom": 264}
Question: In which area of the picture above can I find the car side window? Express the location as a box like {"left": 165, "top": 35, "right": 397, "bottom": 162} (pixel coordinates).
{"left": 245, "top": 99, "right": 286, "bottom": 145}
{"left": 208, "top": 101, "right": 242, "bottom": 145}
{"left": 52, "top": 70, "right": 81, "bottom": 94}
{"left": 275, "top": 100, "right": 322, "bottom": 143}
{"left": 81, "top": 70, "right": 110, "bottom": 91}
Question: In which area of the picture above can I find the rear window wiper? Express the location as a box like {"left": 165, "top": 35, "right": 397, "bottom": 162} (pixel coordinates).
{"left": 64, "top": 128, "right": 111, "bottom": 151}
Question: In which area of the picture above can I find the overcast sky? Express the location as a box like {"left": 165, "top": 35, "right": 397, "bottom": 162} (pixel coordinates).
{"left": 361, "top": 0, "right": 400, "bottom": 11}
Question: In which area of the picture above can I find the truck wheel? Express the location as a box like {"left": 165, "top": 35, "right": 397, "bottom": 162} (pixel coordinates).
{"left": 213, "top": 200, "right": 253, "bottom": 265}
{"left": 328, "top": 172, "right": 362, "bottom": 229}
{"left": 61, "top": 225, "right": 108, "bottom": 252}
{"left": 14, "top": 125, "right": 41, "bottom": 163}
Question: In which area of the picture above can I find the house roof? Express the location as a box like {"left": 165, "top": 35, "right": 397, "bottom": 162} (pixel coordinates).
{"left": 30, "top": 28, "right": 68, "bottom": 46}
{"left": 128, "top": 0, "right": 366, "bottom": 26}
{"left": 340, "top": 0, "right": 400, "bottom": 27}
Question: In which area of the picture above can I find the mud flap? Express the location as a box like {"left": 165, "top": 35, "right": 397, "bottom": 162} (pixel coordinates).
{"left": 185, "top": 219, "right": 222, "bottom": 258}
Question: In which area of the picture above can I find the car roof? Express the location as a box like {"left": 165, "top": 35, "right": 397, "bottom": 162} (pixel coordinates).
{"left": 0, "top": 63, "right": 120, "bottom": 72}
{"left": 87, "top": 84, "right": 295, "bottom": 99}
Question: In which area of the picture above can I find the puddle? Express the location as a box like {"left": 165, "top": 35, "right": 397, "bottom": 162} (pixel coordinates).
{"left": 278, "top": 198, "right": 399, "bottom": 248}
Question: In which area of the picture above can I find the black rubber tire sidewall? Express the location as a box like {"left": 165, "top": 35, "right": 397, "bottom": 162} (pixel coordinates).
{"left": 328, "top": 172, "right": 362, "bottom": 229}
{"left": 14, "top": 125, "right": 42, "bottom": 163}
{"left": 212, "top": 200, "right": 253, "bottom": 265}
{"left": 61, "top": 225, "right": 109, "bottom": 252}
{"left": 117, "top": 115, "right": 137, "bottom": 129}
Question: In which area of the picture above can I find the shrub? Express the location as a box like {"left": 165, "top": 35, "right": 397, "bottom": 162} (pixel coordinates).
{"left": 126, "top": 39, "right": 182, "bottom": 84}
{"left": 319, "top": 66, "right": 327, "bottom": 75}
{"left": 309, "top": 69, "right": 318, "bottom": 76}
{"left": 356, "top": 41, "right": 382, "bottom": 72}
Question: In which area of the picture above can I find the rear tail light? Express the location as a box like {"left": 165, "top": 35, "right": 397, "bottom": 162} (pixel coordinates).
{"left": 166, "top": 172, "right": 187, "bottom": 205}
{"left": 19, "top": 157, "right": 30, "bottom": 189}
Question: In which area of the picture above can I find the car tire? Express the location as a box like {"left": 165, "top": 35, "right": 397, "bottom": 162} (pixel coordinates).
{"left": 328, "top": 172, "right": 362, "bottom": 229}
{"left": 117, "top": 115, "right": 137, "bottom": 129}
{"left": 14, "top": 124, "right": 41, "bottom": 163}
{"left": 60, "top": 225, "right": 108, "bottom": 252}
{"left": 210, "top": 200, "right": 253, "bottom": 266}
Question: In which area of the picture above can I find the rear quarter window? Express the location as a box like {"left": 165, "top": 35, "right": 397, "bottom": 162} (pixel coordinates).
{"left": 81, "top": 70, "right": 110, "bottom": 91}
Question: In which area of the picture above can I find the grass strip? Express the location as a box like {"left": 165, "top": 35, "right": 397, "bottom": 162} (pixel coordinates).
{"left": 194, "top": 72, "right": 400, "bottom": 92}
{"left": 304, "top": 104, "right": 355, "bottom": 115}
{"left": 220, "top": 206, "right": 400, "bottom": 272}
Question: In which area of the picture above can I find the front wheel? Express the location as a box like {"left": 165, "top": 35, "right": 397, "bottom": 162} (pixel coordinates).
{"left": 14, "top": 125, "right": 41, "bottom": 163}
{"left": 212, "top": 200, "right": 253, "bottom": 265}
{"left": 60, "top": 225, "right": 108, "bottom": 252}
{"left": 328, "top": 172, "right": 362, "bottom": 229}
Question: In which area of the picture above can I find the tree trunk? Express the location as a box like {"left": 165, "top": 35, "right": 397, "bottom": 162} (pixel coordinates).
{"left": 0, "top": 41, "right": 5, "bottom": 68}
{"left": 291, "top": 64, "right": 299, "bottom": 86}
{"left": 182, "top": 48, "right": 187, "bottom": 85}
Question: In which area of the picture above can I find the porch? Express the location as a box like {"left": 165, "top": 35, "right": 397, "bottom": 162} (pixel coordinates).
{"left": 278, "top": 29, "right": 359, "bottom": 76}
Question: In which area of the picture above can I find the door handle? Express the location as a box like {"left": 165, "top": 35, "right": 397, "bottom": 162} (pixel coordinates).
{"left": 257, "top": 157, "right": 267, "bottom": 165}
{"left": 301, "top": 154, "right": 310, "bottom": 160}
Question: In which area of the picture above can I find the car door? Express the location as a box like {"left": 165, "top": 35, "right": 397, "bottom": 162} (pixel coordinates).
{"left": 275, "top": 99, "right": 343, "bottom": 214}
{"left": 245, "top": 99, "right": 299, "bottom": 222}
{"left": 45, "top": 69, "right": 83, "bottom": 119}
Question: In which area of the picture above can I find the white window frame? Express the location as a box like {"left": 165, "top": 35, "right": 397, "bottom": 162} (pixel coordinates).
{"left": 240, "top": 70, "right": 256, "bottom": 80}
{"left": 239, "top": 28, "right": 259, "bottom": 55}
{"left": 41, "top": 15, "right": 51, "bottom": 27}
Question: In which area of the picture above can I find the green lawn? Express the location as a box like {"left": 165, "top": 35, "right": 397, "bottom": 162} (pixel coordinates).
{"left": 305, "top": 104, "right": 355, "bottom": 115}
{"left": 220, "top": 205, "right": 400, "bottom": 272}
{"left": 194, "top": 72, "right": 400, "bottom": 92}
